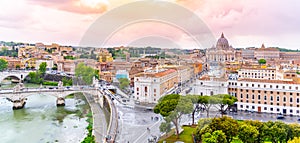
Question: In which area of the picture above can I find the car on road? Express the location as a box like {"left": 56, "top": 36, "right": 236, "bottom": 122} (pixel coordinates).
{"left": 277, "top": 115, "right": 285, "bottom": 119}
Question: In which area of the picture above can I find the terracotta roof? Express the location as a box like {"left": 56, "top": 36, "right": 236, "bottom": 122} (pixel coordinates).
{"left": 135, "top": 69, "right": 176, "bottom": 78}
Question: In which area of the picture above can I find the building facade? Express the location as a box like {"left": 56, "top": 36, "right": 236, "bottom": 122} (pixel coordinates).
{"left": 206, "top": 33, "right": 236, "bottom": 62}
{"left": 134, "top": 69, "right": 178, "bottom": 103}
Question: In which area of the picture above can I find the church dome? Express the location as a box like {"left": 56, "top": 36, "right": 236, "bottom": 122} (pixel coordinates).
{"left": 216, "top": 33, "right": 229, "bottom": 49}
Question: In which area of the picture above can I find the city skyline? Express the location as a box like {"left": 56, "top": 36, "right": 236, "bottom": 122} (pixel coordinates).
{"left": 1, "top": 0, "right": 300, "bottom": 49}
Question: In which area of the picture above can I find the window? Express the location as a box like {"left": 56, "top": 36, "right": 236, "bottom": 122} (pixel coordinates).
{"left": 283, "top": 97, "right": 286, "bottom": 102}
{"left": 270, "top": 108, "right": 273, "bottom": 111}
{"left": 246, "top": 94, "right": 249, "bottom": 99}
{"left": 240, "top": 94, "right": 243, "bottom": 98}
{"left": 154, "top": 89, "right": 156, "bottom": 92}
{"left": 270, "top": 96, "right": 273, "bottom": 101}
{"left": 290, "top": 109, "right": 293, "bottom": 113}
{"left": 283, "top": 86, "right": 285, "bottom": 89}
{"left": 270, "top": 85, "right": 272, "bottom": 88}
{"left": 246, "top": 105, "right": 249, "bottom": 109}
{"left": 264, "top": 85, "right": 266, "bottom": 88}
{"left": 264, "top": 96, "right": 267, "bottom": 100}
{"left": 277, "top": 108, "right": 280, "bottom": 112}
{"left": 240, "top": 105, "right": 243, "bottom": 108}
{"left": 277, "top": 96, "right": 280, "bottom": 102}
{"left": 154, "top": 94, "right": 156, "bottom": 96}
{"left": 270, "top": 91, "right": 273, "bottom": 94}
{"left": 276, "top": 85, "right": 279, "bottom": 88}
{"left": 264, "top": 107, "right": 267, "bottom": 110}
{"left": 258, "top": 95, "right": 261, "bottom": 100}
{"left": 290, "top": 93, "right": 293, "bottom": 96}
{"left": 252, "top": 106, "right": 255, "bottom": 109}
{"left": 297, "top": 98, "right": 299, "bottom": 103}
{"left": 289, "top": 86, "right": 292, "bottom": 89}
{"left": 252, "top": 95, "right": 255, "bottom": 100}
{"left": 145, "top": 87, "right": 147, "bottom": 92}
{"left": 290, "top": 97, "right": 293, "bottom": 103}
{"left": 258, "top": 84, "right": 260, "bottom": 87}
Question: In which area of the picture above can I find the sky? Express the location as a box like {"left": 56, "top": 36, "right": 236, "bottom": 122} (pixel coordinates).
{"left": 0, "top": 0, "right": 300, "bottom": 49}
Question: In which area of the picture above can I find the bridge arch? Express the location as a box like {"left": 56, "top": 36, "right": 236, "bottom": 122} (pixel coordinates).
{"left": 0, "top": 71, "right": 31, "bottom": 83}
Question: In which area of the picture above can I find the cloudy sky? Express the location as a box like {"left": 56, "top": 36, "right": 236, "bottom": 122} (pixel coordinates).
{"left": 1, "top": 0, "right": 300, "bottom": 49}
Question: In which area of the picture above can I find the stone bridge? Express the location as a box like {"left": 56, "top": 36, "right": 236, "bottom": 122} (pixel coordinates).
{"left": 0, "top": 70, "right": 32, "bottom": 83}
{"left": 0, "top": 87, "right": 103, "bottom": 109}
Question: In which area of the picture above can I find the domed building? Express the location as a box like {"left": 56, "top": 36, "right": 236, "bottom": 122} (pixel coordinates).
{"left": 206, "top": 33, "right": 236, "bottom": 62}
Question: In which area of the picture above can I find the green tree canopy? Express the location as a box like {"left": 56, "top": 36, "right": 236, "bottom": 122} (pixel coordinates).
{"left": 39, "top": 62, "right": 47, "bottom": 74}
{"left": 75, "top": 63, "right": 97, "bottom": 85}
{"left": 209, "top": 116, "right": 239, "bottom": 143}
{"left": 238, "top": 123, "right": 259, "bottom": 143}
{"left": 243, "top": 120, "right": 268, "bottom": 143}
{"left": 118, "top": 78, "right": 129, "bottom": 89}
{"left": 289, "top": 137, "right": 300, "bottom": 143}
{"left": 258, "top": 59, "right": 266, "bottom": 64}
{"left": 212, "top": 94, "right": 237, "bottom": 116}
{"left": 0, "top": 58, "right": 8, "bottom": 71}
{"left": 154, "top": 94, "right": 193, "bottom": 138}
{"left": 202, "top": 130, "right": 227, "bottom": 143}
{"left": 265, "top": 121, "right": 290, "bottom": 143}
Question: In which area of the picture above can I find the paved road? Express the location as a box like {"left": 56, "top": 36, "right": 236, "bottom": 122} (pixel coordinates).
{"left": 115, "top": 99, "right": 162, "bottom": 143}
{"left": 83, "top": 93, "right": 107, "bottom": 143}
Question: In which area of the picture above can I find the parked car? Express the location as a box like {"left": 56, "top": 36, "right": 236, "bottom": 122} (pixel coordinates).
{"left": 277, "top": 115, "right": 285, "bottom": 119}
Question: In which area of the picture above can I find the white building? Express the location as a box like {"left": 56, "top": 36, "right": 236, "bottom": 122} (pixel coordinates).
{"left": 134, "top": 69, "right": 178, "bottom": 103}
{"left": 192, "top": 76, "right": 228, "bottom": 96}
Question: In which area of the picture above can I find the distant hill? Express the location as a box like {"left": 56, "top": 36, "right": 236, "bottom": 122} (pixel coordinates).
{"left": 276, "top": 47, "right": 299, "bottom": 52}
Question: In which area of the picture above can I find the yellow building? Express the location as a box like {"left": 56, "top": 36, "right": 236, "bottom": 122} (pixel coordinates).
{"left": 21, "top": 58, "right": 37, "bottom": 69}
{"left": 98, "top": 50, "right": 113, "bottom": 63}
{"left": 18, "top": 46, "right": 38, "bottom": 58}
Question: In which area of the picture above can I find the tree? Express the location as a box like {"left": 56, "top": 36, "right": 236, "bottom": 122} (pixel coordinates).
{"left": 16, "top": 64, "right": 20, "bottom": 69}
{"left": 265, "top": 121, "right": 289, "bottom": 143}
{"left": 194, "top": 118, "right": 213, "bottom": 141}
{"left": 208, "top": 116, "right": 239, "bottom": 143}
{"left": 75, "top": 63, "right": 97, "bottom": 85}
{"left": 212, "top": 94, "right": 237, "bottom": 116}
{"left": 52, "top": 64, "right": 58, "bottom": 70}
{"left": 186, "top": 95, "right": 200, "bottom": 125}
{"left": 27, "top": 72, "right": 43, "bottom": 84}
{"left": 289, "top": 137, "right": 300, "bottom": 143}
{"left": 289, "top": 123, "right": 300, "bottom": 140}
{"left": 258, "top": 59, "right": 266, "bottom": 65}
{"left": 62, "top": 77, "right": 72, "bottom": 86}
{"left": 159, "top": 122, "right": 171, "bottom": 135}
{"left": 118, "top": 78, "right": 129, "bottom": 89}
{"left": 202, "top": 130, "right": 227, "bottom": 143}
{"left": 39, "top": 62, "right": 47, "bottom": 74}
{"left": 238, "top": 123, "right": 259, "bottom": 143}
{"left": 154, "top": 94, "right": 193, "bottom": 138}
{"left": 0, "top": 58, "right": 8, "bottom": 71}
{"left": 199, "top": 95, "right": 217, "bottom": 118}
{"left": 244, "top": 120, "right": 268, "bottom": 143}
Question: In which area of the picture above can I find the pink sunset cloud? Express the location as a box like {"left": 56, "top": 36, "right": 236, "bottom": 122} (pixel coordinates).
{"left": 0, "top": 0, "right": 300, "bottom": 49}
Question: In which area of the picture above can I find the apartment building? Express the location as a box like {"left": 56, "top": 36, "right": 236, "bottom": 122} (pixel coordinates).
{"left": 134, "top": 69, "right": 178, "bottom": 103}
{"left": 228, "top": 79, "right": 300, "bottom": 116}
{"left": 238, "top": 67, "right": 277, "bottom": 80}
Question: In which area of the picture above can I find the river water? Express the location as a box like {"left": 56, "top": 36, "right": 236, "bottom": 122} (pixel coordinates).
{"left": 0, "top": 93, "right": 89, "bottom": 143}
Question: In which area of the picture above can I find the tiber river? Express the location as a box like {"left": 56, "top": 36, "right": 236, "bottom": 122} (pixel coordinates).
{"left": 0, "top": 93, "right": 90, "bottom": 143}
